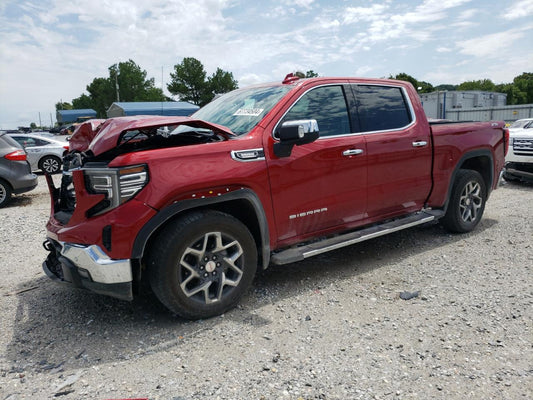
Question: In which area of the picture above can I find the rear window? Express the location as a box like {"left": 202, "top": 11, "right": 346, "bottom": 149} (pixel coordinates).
{"left": 0, "top": 134, "right": 23, "bottom": 150}
{"left": 352, "top": 85, "right": 413, "bottom": 133}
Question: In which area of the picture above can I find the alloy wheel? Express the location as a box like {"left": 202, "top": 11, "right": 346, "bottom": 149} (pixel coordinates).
{"left": 178, "top": 231, "right": 244, "bottom": 304}
{"left": 459, "top": 180, "right": 482, "bottom": 223}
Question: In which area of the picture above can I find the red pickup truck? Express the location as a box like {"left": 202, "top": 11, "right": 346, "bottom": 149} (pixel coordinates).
{"left": 43, "top": 75, "right": 509, "bottom": 319}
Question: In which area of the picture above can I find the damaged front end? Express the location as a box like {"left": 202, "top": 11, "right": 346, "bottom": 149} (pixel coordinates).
{"left": 42, "top": 116, "right": 234, "bottom": 300}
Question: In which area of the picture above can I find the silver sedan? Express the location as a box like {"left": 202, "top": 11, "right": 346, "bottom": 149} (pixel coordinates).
{"left": 8, "top": 134, "right": 69, "bottom": 174}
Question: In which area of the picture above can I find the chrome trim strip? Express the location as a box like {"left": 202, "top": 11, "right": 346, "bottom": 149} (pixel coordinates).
{"left": 302, "top": 215, "right": 435, "bottom": 259}
{"left": 231, "top": 148, "right": 266, "bottom": 162}
{"left": 272, "top": 82, "right": 417, "bottom": 140}
{"left": 61, "top": 243, "right": 132, "bottom": 284}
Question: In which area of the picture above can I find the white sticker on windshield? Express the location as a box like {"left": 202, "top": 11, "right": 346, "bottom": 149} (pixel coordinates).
{"left": 233, "top": 108, "right": 264, "bottom": 116}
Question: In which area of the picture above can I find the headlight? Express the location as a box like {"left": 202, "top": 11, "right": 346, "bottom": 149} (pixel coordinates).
{"left": 118, "top": 165, "right": 148, "bottom": 202}
{"left": 85, "top": 165, "right": 148, "bottom": 217}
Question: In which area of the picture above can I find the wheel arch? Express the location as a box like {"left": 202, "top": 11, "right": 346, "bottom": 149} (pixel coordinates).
{"left": 132, "top": 188, "right": 271, "bottom": 271}
{"left": 442, "top": 149, "right": 494, "bottom": 213}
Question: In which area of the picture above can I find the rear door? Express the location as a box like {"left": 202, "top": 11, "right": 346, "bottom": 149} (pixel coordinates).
{"left": 265, "top": 84, "right": 368, "bottom": 244}
{"left": 351, "top": 84, "right": 432, "bottom": 218}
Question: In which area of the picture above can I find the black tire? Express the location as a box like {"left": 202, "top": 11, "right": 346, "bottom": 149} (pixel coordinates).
{"left": 440, "top": 169, "right": 487, "bottom": 233}
{"left": 147, "top": 210, "right": 258, "bottom": 319}
{"left": 0, "top": 179, "right": 12, "bottom": 208}
{"left": 39, "top": 155, "right": 61, "bottom": 174}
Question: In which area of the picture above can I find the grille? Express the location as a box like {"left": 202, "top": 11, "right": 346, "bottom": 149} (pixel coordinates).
{"left": 513, "top": 138, "right": 533, "bottom": 156}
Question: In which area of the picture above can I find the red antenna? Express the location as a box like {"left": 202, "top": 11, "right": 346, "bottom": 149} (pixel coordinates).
{"left": 282, "top": 73, "right": 300, "bottom": 84}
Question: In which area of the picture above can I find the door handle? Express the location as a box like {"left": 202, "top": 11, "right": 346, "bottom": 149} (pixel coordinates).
{"left": 343, "top": 149, "right": 364, "bottom": 156}
{"left": 412, "top": 141, "right": 428, "bottom": 147}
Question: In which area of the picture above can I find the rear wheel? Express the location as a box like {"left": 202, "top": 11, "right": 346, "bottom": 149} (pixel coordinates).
{"left": 441, "top": 169, "right": 487, "bottom": 233}
{"left": 147, "top": 210, "right": 258, "bottom": 319}
{"left": 39, "top": 156, "right": 61, "bottom": 174}
{"left": 0, "top": 179, "right": 12, "bottom": 208}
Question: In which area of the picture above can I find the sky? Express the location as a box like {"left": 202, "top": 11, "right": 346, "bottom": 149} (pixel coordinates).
{"left": 0, "top": 0, "right": 532, "bottom": 129}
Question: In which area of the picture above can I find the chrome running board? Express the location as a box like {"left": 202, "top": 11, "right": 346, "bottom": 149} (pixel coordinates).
{"left": 270, "top": 210, "right": 443, "bottom": 265}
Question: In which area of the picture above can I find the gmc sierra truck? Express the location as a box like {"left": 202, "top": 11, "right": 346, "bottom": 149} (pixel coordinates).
{"left": 43, "top": 75, "right": 509, "bottom": 319}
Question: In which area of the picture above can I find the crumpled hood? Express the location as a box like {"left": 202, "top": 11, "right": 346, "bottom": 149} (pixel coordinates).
{"left": 68, "top": 119, "right": 106, "bottom": 152}
{"left": 69, "top": 115, "right": 235, "bottom": 156}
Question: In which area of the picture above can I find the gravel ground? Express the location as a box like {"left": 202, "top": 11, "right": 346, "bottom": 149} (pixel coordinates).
{"left": 0, "top": 175, "right": 531, "bottom": 400}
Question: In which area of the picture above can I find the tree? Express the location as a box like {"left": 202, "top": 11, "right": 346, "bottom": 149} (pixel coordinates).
{"left": 109, "top": 60, "right": 165, "bottom": 103}
{"left": 85, "top": 77, "right": 115, "bottom": 118}
{"left": 294, "top": 70, "right": 319, "bottom": 78}
{"left": 168, "top": 57, "right": 208, "bottom": 106}
{"left": 457, "top": 79, "right": 496, "bottom": 92}
{"left": 167, "top": 57, "right": 238, "bottom": 106}
{"left": 207, "top": 68, "right": 238, "bottom": 101}
{"left": 434, "top": 84, "right": 457, "bottom": 91}
{"left": 62, "top": 59, "right": 165, "bottom": 117}
{"left": 55, "top": 101, "right": 72, "bottom": 110}
{"left": 513, "top": 72, "right": 533, "bottom": 104}
{"left": 390, "top": 73, "right": 434, "bottom": 93}
{"left": 72, "top": 94, "right": 93, "bottom": 109}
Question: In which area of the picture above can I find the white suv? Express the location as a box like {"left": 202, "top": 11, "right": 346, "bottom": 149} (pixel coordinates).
{"left": 504, "top": 118, "right": 533, "bottom": 182}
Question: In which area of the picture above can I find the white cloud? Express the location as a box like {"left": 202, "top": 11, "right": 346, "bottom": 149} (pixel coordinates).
{"left": 0, "top": 0, "right": 532, "bottom": 129}
{"left": 504, "top": 0, "right": 533, "bottom": 19}
{"left": 354, "top": 66, "right": 373, "bottom": 76}
{"left": 458, "top": 8, "right": 479, "bottom": 19}
{"left": 457, "top": 29, "right": 526, "bottom": 57}
{"left": 343, "top": 4, "right": 388, "bottom": 24}
{"left": 281, "top": 0, "right": 314, "bottom": 9}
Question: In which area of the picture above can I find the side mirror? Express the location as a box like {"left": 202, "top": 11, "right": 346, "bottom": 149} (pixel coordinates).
{"left": 274, "top": 119, "right": 319, "bottom": 158}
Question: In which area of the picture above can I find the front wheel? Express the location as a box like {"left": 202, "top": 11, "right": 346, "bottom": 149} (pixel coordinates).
{"left": 440, "top": 169, "right": 487, "bottom": 233}
{"left": 147, "top": 210, "right": 258, "bottom": 319}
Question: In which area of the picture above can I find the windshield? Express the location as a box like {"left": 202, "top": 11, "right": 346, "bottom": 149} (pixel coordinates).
{"left": 509, "top": 119, "right": 533, "bottom": 129}
{"left": 190, "top": 85, "right": 291, "bottom": 135}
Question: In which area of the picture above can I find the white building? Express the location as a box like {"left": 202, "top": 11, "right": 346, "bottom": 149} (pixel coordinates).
{"left": 420, "top": 91, "right": 507, "bottom": 119}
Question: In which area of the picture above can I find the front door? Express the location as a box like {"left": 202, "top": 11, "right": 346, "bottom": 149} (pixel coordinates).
{"left": 265, "top": 85, "right": 368, "bottom": 245}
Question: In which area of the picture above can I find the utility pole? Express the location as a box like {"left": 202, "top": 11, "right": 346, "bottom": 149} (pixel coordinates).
{"left": 115, "top": 72, "right": 120, "bottom": 102}
{"left": 39, "top": 112, "right": 42, "bottom": 129}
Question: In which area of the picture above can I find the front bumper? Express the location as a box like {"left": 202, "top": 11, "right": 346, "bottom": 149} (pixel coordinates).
{"left": 43, "top": 239, "right": 133, "bottom": 301}
{"left": 504, "top": 162, "right": 533, "bottom": 182}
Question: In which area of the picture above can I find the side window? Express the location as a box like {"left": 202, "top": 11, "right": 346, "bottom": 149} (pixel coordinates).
{"left": 280, "top": 85, "right": 351, "bottom": 137}
{"left": 33, "top": 138, "right": 49, "bottom": 146}
{"left": 13, "top": 136, "right": 35, "bottom": 147}
{"left": 353, "top": 85, "right": 412, "bottom": 132}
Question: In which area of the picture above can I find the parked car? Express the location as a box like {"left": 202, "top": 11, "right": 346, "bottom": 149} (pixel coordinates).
{"left": 42, "top": 75, "right": 508, "bottom": 319}
{"left": 503, "top": 118, "right": 533, "bottom": 182}
{"left": 8, "top": 133, "right": 69, "bottom": 174}
{"left": 60, "top": 124, "right": 78, "bottom": 135}
{"left": 29, "top": 131, "right": 56, "bottom": 138}
{"left": 0, "top": 133, "right": 38, "bottom": 207}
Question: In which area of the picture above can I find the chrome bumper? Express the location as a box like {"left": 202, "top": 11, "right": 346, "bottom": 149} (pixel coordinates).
{"left": 61, "top": 243, "right": 132, "bottom": 284}
{"left": 43, "top": 239, "right": 133, "bottom": 301}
